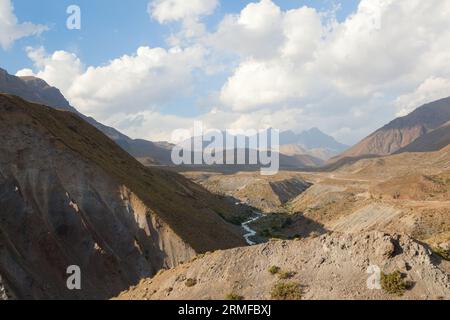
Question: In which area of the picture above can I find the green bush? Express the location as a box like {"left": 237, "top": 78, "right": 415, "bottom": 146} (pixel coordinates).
{"left": 268, "top": 265, "right": 280, "bottom": 275}
{"left": 381, "top": 271, "right": 410, "bottom": 296}
{"left": 270, "top": 281, "right": 302, "bottom": 300}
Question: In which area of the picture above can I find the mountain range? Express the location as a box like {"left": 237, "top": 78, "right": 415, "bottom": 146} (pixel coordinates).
{"left": 1, "top": 68, "right": 351, "bottom": 168}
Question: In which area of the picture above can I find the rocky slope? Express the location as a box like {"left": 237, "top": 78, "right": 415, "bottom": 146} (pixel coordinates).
{"left": 0, "top": 68, "right": 173, "bottom": 165}
{"left": 395, "top": 121, "right": 450, "bottom": 154}
{"left": 331, "top": 97, "right": 450, "bottom": 163}
{"left": 116, "top": 231, "right": 449, "bottom": 300}
{"left": 0, "top": 94, "right": 246, "bottom": 299}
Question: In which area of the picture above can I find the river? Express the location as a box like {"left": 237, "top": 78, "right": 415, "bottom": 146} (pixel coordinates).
{"left": 241, "top": 211, "right": 264, "bottom": 245}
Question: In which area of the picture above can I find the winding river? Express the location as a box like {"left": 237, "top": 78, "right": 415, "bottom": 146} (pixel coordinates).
{"left": 241, "top": 211, "right": 264, "bottom": 245}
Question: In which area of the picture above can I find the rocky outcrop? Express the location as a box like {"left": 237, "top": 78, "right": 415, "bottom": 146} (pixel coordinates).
{"left": 0, "top": 94, "right": 245, "bottom": 299}
{"left": 117, "top": 231, "right": 449, "bottom": 300}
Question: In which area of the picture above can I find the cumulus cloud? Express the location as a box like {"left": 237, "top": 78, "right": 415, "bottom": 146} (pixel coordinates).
{"left": 395, "top": 77, "right": 450, "bottom": 116}
{"left": 0, "top": 0, "right": 48, "bottom": 49}
{"left": 18, "top": 45, "right": 206, "bottom": 118}
{"left": 148, "top": 0, "right": 218, "bottom": 24}
{"left": 213, "top": 0, "right": 450, "bottom": 142}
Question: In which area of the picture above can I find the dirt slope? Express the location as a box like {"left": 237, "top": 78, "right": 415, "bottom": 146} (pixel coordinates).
{"left": 117, "top": 231, "right": 449, "bottom": 300}
{"left": 0, "top": 94, "right": 245, "bottom": 299}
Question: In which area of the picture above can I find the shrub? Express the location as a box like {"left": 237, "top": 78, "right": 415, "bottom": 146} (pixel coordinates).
{"left": 278, "top": 271, "right": 296, "bottom": 280}
{"left": 185, "top": 278, "right": 197, "bottom": 287}
{"left": 225, "top": 293, "right": 244, "bottom": 300}
{"left": 270, "top": 281, "right": 302, "bottom": 300}
{"left": 268, "top": 266, "right": 281, "bottom": 275}
{"left": 381, "top": 271, "right": 410, "bottom": 296}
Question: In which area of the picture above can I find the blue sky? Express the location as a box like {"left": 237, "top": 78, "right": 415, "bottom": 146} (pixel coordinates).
{"left": 1, "top": 0, "right": 449, "bottom": 144}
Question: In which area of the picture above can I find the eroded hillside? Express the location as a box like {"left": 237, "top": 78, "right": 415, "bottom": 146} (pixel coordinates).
{"left": 117, "top": 232, "right": 449, "bottom": 300}
{"left": 0, "top": 94, "right": 246, "bottom": 299}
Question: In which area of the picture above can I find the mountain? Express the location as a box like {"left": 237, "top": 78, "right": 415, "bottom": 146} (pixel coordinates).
{"left": 280, "top": 128, "right": 348, "bottom": 151}
{"left": 0, "top": 94, "right": 246, "bottom": 299}
{"left": 331, "top": 97, "right": 450, "bottom": 163}
{"left": 178, "top": 130, "right": 325, "bottom": 169}
{"left": 279, "top": 128, "right": 348, "bottom": 161}
{"left": 0, "top": 68, "right": 172, "bottom": 165}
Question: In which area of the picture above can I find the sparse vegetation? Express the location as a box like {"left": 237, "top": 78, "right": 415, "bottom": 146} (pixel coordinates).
{"left": 253, "top": 214, "right": 294, "bottom": 239}
{"left": 278, "top": 271, "right": 296, "bottom": 280}
{"left": 268, "top": 265, "right": 280, "bottom": 275}
{"left": 185, "top": 278, "right": 197, "bottom": 287}
{"left": 270, "top": 281, "right": 302, "bottom": 300}
{"left": 432, "top": 247, "right": 450, "bottom": 261}
{"left": 381, "top": 271, "right": 411, "bottom": 296}
{"left": 225, "top": 292, "right": 244, "bottom": 300}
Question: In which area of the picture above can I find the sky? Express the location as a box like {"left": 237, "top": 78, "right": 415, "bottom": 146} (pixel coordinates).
{"left": 1, "top": 0, "right": 450, "bottom": 144}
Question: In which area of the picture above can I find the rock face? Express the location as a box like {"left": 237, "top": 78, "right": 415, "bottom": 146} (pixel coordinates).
{"left": 117, "top": 231, "right": 450, "bottom": 300}
{"left": 0, "top": 68, "right": 173, "bottom": 165}
{"left": 0, "top": 94, "right": 245, "bottom": 299}
{"left": 331, "top": 97, "right": 450, "bottom": 163}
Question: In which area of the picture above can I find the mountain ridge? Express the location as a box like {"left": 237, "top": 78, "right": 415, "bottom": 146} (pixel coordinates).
{"left": 330, "top": 96, "right": 450, "bottom": 164}
{"left": 0, "top": 67, "right": 173, "bottom": 165}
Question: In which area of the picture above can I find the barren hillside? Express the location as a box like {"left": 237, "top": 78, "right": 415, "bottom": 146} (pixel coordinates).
{"left": 0, "top": 94, "right": 246, "bottom": 299}
{"left": 117, "top": 232, "right": 449, "bottom": 300}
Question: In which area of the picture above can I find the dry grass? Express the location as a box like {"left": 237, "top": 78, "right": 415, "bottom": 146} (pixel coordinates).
{"left": 381, "top": 271, "right": 410, "bottom": 296}
{"left": 225, "top": 293, "right": 244, "bottom": 300}
{"left": 270, "top": 281, "right": 302, "bottom": 300}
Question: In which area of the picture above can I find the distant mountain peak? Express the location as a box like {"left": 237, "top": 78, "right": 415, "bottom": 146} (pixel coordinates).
{"left": 279, "top": 128, "right": 348, "bottom": 159}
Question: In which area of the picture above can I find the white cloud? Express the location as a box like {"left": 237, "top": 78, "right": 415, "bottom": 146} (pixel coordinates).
{"left": 18, "top": 45, "right": 206, "bottom": 119}
{"left": 395, "top": 77, "right": 450, "bottom": 116}
{"left": 0, "top": 0, "right": 48, "bottom": 49}
{"left": 16, "top": 0, "right": 450, "bottom": 145}
{"left": 148, "top": 0, "right": 218, "bottom": 24}
{"left": 212, "top": 0, "right": 450, "bottom": 143}
{"left": 209, "top": 0, "right": 284, "bottom": 59}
